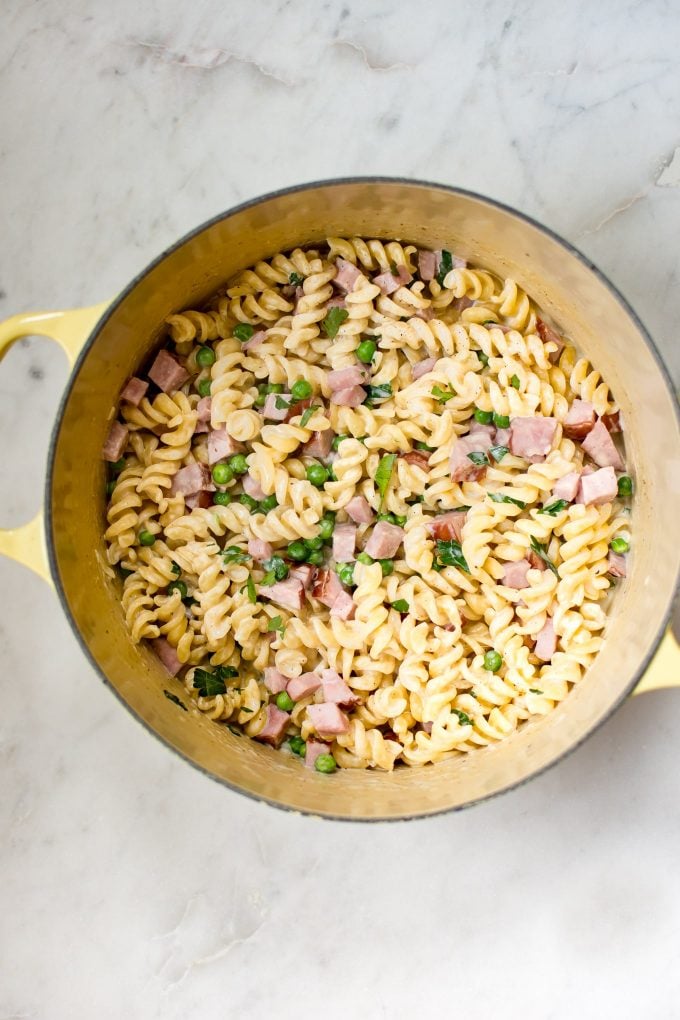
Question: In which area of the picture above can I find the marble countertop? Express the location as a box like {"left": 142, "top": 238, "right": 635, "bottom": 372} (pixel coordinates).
{"left": 1, "top": 2, "right": 679, "bottom": 1017}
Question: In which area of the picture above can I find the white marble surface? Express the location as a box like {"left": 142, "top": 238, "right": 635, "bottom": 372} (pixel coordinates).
{"left": 1, "top": 2, "right": 679, "bottom": 1017}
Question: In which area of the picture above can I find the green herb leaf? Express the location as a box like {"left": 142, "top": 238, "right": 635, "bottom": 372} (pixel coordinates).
{"left": 529, "top": 688, "right": 544, "bottom": 695}
{"left": 467, "top": 450, "right": 489, "bottom": 466}
{"left": 289, "top": 272, "right": 304, "bottom": 285}
{"left": 489, "top": 445, "right": 509, "bottom": 463}
{"left": 163, "top": 690, "right": 187, "bottom": 711}
{"left": 540, "top": 499, "right": 569, "bottom": 516}
{"left": 268, "top": 615, "right": 285, "bottom": 635}
{"left": 262, "top": 556, "right": 288, "bottom": 582}
{"left": 300, "top": 405, "right": 320, "bottom": 427}
{"left": 322, "top": 306, "right": 349, "bottom": 338}
{"left": 431, "top": 385, "right": 454, "bottom": 403}
{"left": 435, "top": 539, "right": 470, "bottom": 573}
{"left": 216, "top": 665, "right": 239, "bottom": 680}
{"left": 489, "top": 492, "right": 527, "bottom": 509}
{"left": 274, "top": 395, "right": 292, "bottom": 410}
{"left": 222, "top": 546, "right": 250, "bottom": 564}
{"left": 436, "top": 249, "right": 454, "bottom": 286}
{"left": 227, "top": 724, "right": 242, "bottom": 737}
{"left": 193, "top": 668, "right": 227, "bottom": 697}
{"left": 233, "top": 323, "right": 255, "bottom": 343}
{"left": 245, "top": 576, "right": 257, "bottom": 604}
{"left": 452, "top": 708, "right": 472, "bottom": 726}
{"left": 510, "top": 374, "right": 520, "bottom": 389}
{"left": 364, "top": 382, "right": 393, "bottom": 407}
{"left": 530, "top": 536, "right": 559, "bottom": 577}
{"left": 240, "top": 707, "right": 254, "bottom": 713}
{"left": 391, "top": 599, "right": 410, "bottom": 613}
{"left": 478, "top": 351, "right": 489, "bottom": 367}
{"left": 375, "top": 453, "right": 397, "bottom": 508}
{"left": 170, "top": 561, "right": 181, "bottom": 576}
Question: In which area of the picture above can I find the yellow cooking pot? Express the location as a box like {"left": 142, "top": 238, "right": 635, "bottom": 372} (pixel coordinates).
{"left": 1, "top": 180, "right": 678, "bottom": 819}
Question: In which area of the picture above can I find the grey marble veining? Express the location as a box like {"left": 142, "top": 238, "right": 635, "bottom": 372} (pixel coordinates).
{"left": 1, "top": 2, "right": 679, "bottom": 1018}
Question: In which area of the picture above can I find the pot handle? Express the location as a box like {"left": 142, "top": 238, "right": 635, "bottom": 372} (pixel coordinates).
{"left": 631, "top": 627, "right": 680, "bottom": 696}
{"left": 0, "top": 302, "right": 110, "bottom": 584}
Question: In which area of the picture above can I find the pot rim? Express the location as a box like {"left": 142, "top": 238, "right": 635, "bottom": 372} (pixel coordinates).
{"left": 44, "top": 176, "right": 680, "bottom": 821}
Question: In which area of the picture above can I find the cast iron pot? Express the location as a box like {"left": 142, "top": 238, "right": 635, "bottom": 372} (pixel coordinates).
{"left": 1, "top": 179, "right": 678, "bottom": 820}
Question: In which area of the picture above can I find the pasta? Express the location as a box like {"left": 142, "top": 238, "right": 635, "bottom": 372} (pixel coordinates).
{"left": 102, "top": 238, "right": 633, "bottom": 775}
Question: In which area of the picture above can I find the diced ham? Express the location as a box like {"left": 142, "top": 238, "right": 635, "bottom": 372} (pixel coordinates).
{"left": 333, "top": 524, "right": 356, "bottom": 562}
{"left": 510, "top": 417, "right": 558, "bottom": 459}
{"left": 120, "top": 377, "right": 149, "bottom": 407}
{"left": 242, "top": 474, "right": 266, "bottom": 501}
{"left": 413, "top": 307, "right": 435, "bottom": 322}
{"left": 581, "top": 420, "right": 624, "bottom": 470}
{"left": 320, "top": 669, "right": 360, "bottom": 708}
{"left": 265, "top": 578, "right": 304, "bottom": 611}
{"left": 374, "top": 267, "right": 412, "bottom": 295}
{"left": 328, "top": 365, "right": 366, "bottom": 391}
{"left": 418, "top": 250, "right": 437, "bottom": 281}
{"left": 427, "top": 511, "right": 467, "bottom": 543}
{"left": 330, "top": 385, "right": 367, "bottom": 408}
{"left": 248, "top": 538, "right": 273, "bottom": 561}
{"left": 305, "top": 739, "right": 331, "bottom": 769}
{"left": 396, "top": 265, "right": 412, "bottom": 285}
{"left": 208, "top": 428, "right": 243, "bottom": 465}
{"left": 330, "top": 591, "right": 356, "bottom": 620}
{"left": 285, "top": 397, "right": 314, "bottom": 423}
{"left": 307, "top": 703, "right": 350, "bottom": 737}
{"left": 527, "top": 550, "right": 545, "bottom": 571}
{"left": 150, "top": 637, "right": 182, "bottom": 676}
{"left": 412, "top": 357, "right": 437, "bottom": 380}
{"left": 607, "top": 551, "right": 627, "bottom": 578}
{"left": 263, "top": 667, "right": 288, "bottom": 694}
{"left": 196, "top": 396, "right": 212, "bottom": 422}
{"left": 577, "top": 466, "right": 618, "bottom": 506}
{"left": 242, "top": 329, "right": 266, "bottom": 351}
{"left": 263, "top": 392, "right": 291, "bottom": 421}
{"left": 453, "top": 295, "right": 474, "bottom": 313}
{"left": 185, "top": 490, "right": 212, "bottom": 510}
{"left": 469, "top": 422, "right": 496, "bottom": 441}
{"left": 536, "top": 318, "right": 566, "bottom": 362}
{"left": 494, "top": 427, "right": 511, "bottom": 448}
{"left": 534, "top": 619, "right": 557, "bottom": 662}
{"left": 449, "top": 432, "right": 494, "bottom": 482}
{"left": 287, "top": 671, "right": 322, "bottom": 701}
{"left": 401, "top": 450, "right": 430, "bottom": 471}
{"left": 333, "top": 257, "right": 362, "bottom": 293}
{"left": 194, "top": 421, "right": 210, "bottom": 434}
{"left": 255, "top": 705, "right": 290, "bottom": 747}
{"left": 103, "top": 421, "right": 128, "bottom": 462}
{"left": 552, "top": 470, "right": 580, "bottom": 502}
{"left": 171, "top": 462, "right": 210, "bottom": 497}
{"left": 345, "top": 495, "right": 374, "bottom": 524}
{"left": 312, "top": 568, "right": 345, "bottom": 608}
{"left": 601, "top": 411, "right": 622, "bottom": 433}
{"left": 289, "top": 564, "right": 315, "bottom": 589}
{"left": 502, "top": 559, "right": 531, "bottom": 589}
{"left": 326, "top": 296, "right": 346, "bottom": 310}
{"left": 303, "top": 429, "right": 334, "bottom": 461}
{"left": 148, "top": 349, "right": 189, "bottom": 393}
{"left": 563, "top": 400, "right": 595, "bottom": 440}
{"left": 364, "top": 521, "right": 404, "bottom": 559}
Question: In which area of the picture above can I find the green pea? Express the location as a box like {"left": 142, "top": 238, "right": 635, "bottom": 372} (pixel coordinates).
{"left": 291, "top": 378, "right": 313, "bottom": 400}
{"left": 483, "top": 649, "right": 503, "bottom": 673}
{"left": 138, "top": 530, "right": 156, "bottom": 546}
{"left": 288, "top": 735, "right": 306, "bottom": 757}
{"left": 212, "top": 462, "right": 233, "bottom": 485}
{"left": 478, "top": 351, "right": 489, "bottom": 367}
{"left": 259, "top": 494, "right": 278, "bottom": 513}
{"left": 196, "top": 346, "right": 216, "bottom": 368}
{"left": 305, "top": 536, "right": 324, "bottom": 551}
{"left": 306, "top": 462, "right": 328, "bottom": 487}
{"left": 318, "top": 515, "right": 335, "bottom": 541}
{"left": 307, "top": 550, "right": 324, "bottom": 566}
{"left": 356, "top": 339, "right": 377, "bottom": 363}
{"left": 233, "top": 323, "right": 254, "bottom": 342}
{"left": 287, "top": 540, "right": 309, "bottom": 562}
{"left": 474, "top": 408, "right": 493, "bottom": 425}
{"left": 336, "top": 562, "right": 355, "bottom": 587}
{"left": 213, "top": 491, "right": 232, "bottom": 506}
{"left": 331, "top": 434, "right": 349, "bottom": 452}
{"left": 393, "top": 514, "right": 407, "bottom": 527}
{"left": 167, "top": 579, "right": 188, "bottom": 600}
{"left": 197, "top": 377, "right": 212, "bottom": 397}
{"left": 610, "top": 537, "right": 630, "bottom": 554}
{"left": 356, "top": 552, "right": 373, "bottom": 565}
{"left": 228, "top": 454, "right": 249, "bottom": 476}
{"left": 315, "top": 753, "right": 337, "bottom": 774}
{"left": 239, "top": 494, "right": 259, "bottom": 512}
{"left": 254, "top": 387, "right": 267, "bottom": 408}
{"left": 105, "top": 480, "right": 116, "bottom": 496}
{"left": 276, "top": 691, "right": 295, "bottom": 712}
{"left": 492, "top": 412, "right": 510, "bottom": 429}
{"left": 377, "top": 512, "right": 397, "bottom": 524}
{"left": 266, "top": 383, "right": 285, "bottom": 394}
{"left": 378, "top": 559, "right": 394, "bottom": 577}
{"left": 617, "top": 475, "right": 633, "bottom": 497}
{"left": 111, "top": 457, "right": 127, "bottom": 475}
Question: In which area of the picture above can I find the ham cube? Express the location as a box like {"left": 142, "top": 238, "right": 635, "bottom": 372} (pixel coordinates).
{"left": 289, "top": 564, "right": 315, "bottom": 589}
{"left": 102, "top": 421, "right": 128, "bottom": 462}
{"left": 345, "top": 495, "right": 374, "bottom": 524}
{"left": 330, "top": 385, "right": 366, "bottom": 407}
{"left": 328, "top": 366, "right": 366, "bottom": 391}
{"left": 196, "top": 396, "right": 212, "bottom": 422}
{"left": 412, "top": 357, "right": 437, "bottom": 380}
{"left": 265, "top": 578, "right": 304, "bottom": 611}
{"left": 536, "top": 318, "right": 566, "bottom": 361}
{"left": 242, "top": 474, "right": 266, "bottom": 501}
{"left": 510, "top": 417, "right": 558, "bottom": 459}
{"left": 208, "top": 428, "right": 243, "bottom": 465}
{"left": 534, "top": 619, "right": 557, "bottom": 662}
{"left": 330, "top": 590, "right": 355, "bottom": 620}
{"left": 263, "top": 667, "right": 289, "bottom": 694}
{"left": 581, "top": 420, "right": 624, "bottom": 470}
{"left": 151, "top": 637, "right": 182, "bottom": 676}
{"left": 418, "top": 250, "right": 437, "bottom": 281}
{"left": 333, "top": 524, "right": 357, "bottom": 562}
{"left": 312, "top": 568, "right": 345, "bottom": 608}
{"left": 120, "top": 377, "right": 149, "bottom": 407}
{"left": 601, "top": 411, "right": 622, "bottom": 433}
{"left": 563, "top": 400, "right": 595, "bottom": 440}
{"left": 333, "top": 257, "right": 362, "bottom": 293}
{"left": 449, "top": 433, "right": 494, "bottom": 482}
{"left": 148, "top": 349, "right": 189, "bottom": 393}
{"left": 185, "top": 491, "right": 212, "bottom": 510}
{"left": 320, "top": 669, "right": 360, "bottom": 708}
{"left": 552, "top": 470, "right": 580, "bottom": 502}
{"left": 527, "top": 550, "right": 545, "bottom": 571}
{"left": 494, "top": 427, "right": 511, "bottom": 448}
{"left": 427, "top": 510, "right": 467, "bottom": 543}
{"left": 607, "top": 551, "right": 627, "bottom": 577}
{"left": 242, "top": 329, "right": 266, "bottom": 351}
{"left": 469, "top": 422, "right": 496, "bottom": 440}
{"left": 577, "top": 466, "right": 618, "bottom": 506}
{"left": 364, "top": 521, "right": 404, "bottom": 559}
{"left": 502, "top": 559, "right": 531, "bottom": 589}
{"left": 255, "top": 704, "right": 290, "bottom": 747}
{"left": 303, "top": 429, "right": 333, "bottom": 461}
{"left": 401, "top": 451, "right": 430, "bottom": 470}
{"left": 305, "top": 740, "right": 331, "bottom": 769}
{"left": 263, "top": 392, "right": 291, "bottom": 421}
{"left": 171, "top": 462, "right": 210, "bottom": 497}
{"left": 308, "top": 703, "right": 350, "bottom": 737}
{"left": 326, "top": 296, "right": 346, "bottom": 310}
{"left": 248, "top": 538, "right": 273, "bottom": 561}
{"left": 373, "top": 268, "right": 411, "bottom": 294}
{"left": 287, "top": 671, "right": 322, "bottom": 701}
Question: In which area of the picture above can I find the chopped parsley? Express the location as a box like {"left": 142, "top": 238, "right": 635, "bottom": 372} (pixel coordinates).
{"left": 261, "top": 556, "right": 289, "bottom": 585}
{"left": 510, "top": 374, "right": 520, "bottom": 389}
{"left": 170, "top": 561, "right": 181, "bottom": 576}
{"left": 364, "top": 382, "right": 393, "bottom": 407}
{"left": 452, "top": 709, "right": 472, "bottom": 726}
{"left": 300, "top": 405, "right": 320, "bottom": 427}
{"left": 244, "top": 576, "right": 257, "bottom": 604}
{"left": 163, "top": 690, "right": 187, "bottom": 711}
{"left": 322, "top": 306, "right": 349, "bottom": 338}
{"left": 274, "top": 395, "right": 292, "bottom": 410}
{"left": 222, "top": 546, "right": 250, "bottom": 564}
{"left": 489, "top": 445, "right": 509, "bottom": 463}
{"left": 540, "top": 499, "right": 569, "bottom": 516}
{"left": 375, "top": 453, "right": 397, "bottom": 508}
{"left": 431, "top": 385, "right": 455, "bottom": 403}
{"left": 435, "top": 539, "right": 470, "bottom": 573}
{"left": 529, "top": 688, "right": 544, "bottom": 695}
{"left": 489, "top": 492, "right": 526, "bottom": 509}
{"left": 436, "top": 249, "right": 453, "bottom": 286}
{"left": 467, "top": 450, "right": 489, "bottom": 466}
{"left": 267, "top": 615, "right": 286, "bottom": 635}
{"left": 530, "top": 536, "right": 559, "bottom": 577}
{"left": 289, "top": 272, "right": 304, "bottom": 285}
